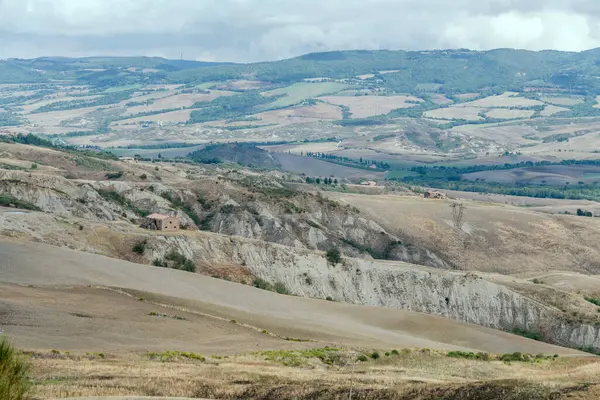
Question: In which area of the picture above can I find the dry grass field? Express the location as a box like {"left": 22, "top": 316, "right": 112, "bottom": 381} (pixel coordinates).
{"left": 424, "top": 106, "right": 483, "bottom": 121}
{"left": 540, "top": 104, "right": 570, "bottom": 116}
{"left": 540, "top": 97, "right": 584, "bottom": 106}
{"left": 458, "top": 93, "right": 544, "bottom": 108}
{"left": 320, "top": 95, "right": 423, "bottom": 118}
{"left": 485, "top": 109, "right": 535, "bottom": 119}
{"left": 326, "top": 192, "right": 600, "bottom": 275}
{"left": 122, "top": 91, "right": 234, "bottom": 116}
{"left": 26, "top": 348, "right": 600, "bottom": 399}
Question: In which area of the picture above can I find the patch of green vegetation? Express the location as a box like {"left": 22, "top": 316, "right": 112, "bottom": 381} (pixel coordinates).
{"left": 0, "top": 194, "right": 41, "bottom": 211}
{"left": 0, "top": 337, "right": 31, "bottom": 400}
{"left": 148, "top": 311, "right": 187, "bottom": 321}
{"left": 585, "top": 297, "right": 600, "bottom": 307}
{"left": 188, "top": 143, "right": 281, "bottom": 170}
{"left": 262, "top": 82, "right": 350, "bottom": 109}
{"left": 188, "top": 91, "right": 281, "bottom": 124}
{"left": 104, "top": 171, "right": 124, "bottom": 180}
{"left": 146, "top": 350, "right": 205, "bottom": 362}
{"left": 256, "top": 347, "right": 342, "bottom": 367}
{"left": 511, "top": 328, "right": 542, "bottom": 342}
{"left": 152, "top": 250, "right": 196, "bottom": 273}
{"left": 325, "top": 248, "right": 342, "bottom": 265}
{"left": 447, "top": 351, "right": 491, "bottom": 361}
{"left": 132, "top": 239, "right": 147, "bottom": 255}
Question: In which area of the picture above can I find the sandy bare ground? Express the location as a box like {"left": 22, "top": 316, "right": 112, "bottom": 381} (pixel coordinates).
{"left": 0, "top": 240, "right": 581, "bottom": 356}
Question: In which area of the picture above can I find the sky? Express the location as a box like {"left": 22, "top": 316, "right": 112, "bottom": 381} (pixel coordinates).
{"left": 1, "top": 0, "right": 600, "bottom": 62}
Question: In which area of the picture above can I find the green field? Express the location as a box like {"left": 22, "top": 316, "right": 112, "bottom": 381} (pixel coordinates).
{"left": 262, "top": 82, "right": 351, "bottom": 109}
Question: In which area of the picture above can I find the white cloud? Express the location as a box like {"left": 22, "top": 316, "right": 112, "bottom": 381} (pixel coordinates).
{"left": 0, "top": 0, "right": 599, "bottom": 61}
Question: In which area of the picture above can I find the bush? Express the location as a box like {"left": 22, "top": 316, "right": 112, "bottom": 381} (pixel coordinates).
{"left": 105, "top": 171, "right": 124, "bottom": 180}
{"left": 500, "top": 352, "right": 531, "bottom": 362}
{"left": 326, "top": 296, "right": 334, "bottom": 301}
{"left": 357, "top": 355, "right": 368, "bottom": 362}
{"left": 585, "top": 297, "right": 600, "bottom": 307}
{"left": 132, "top": 240, "right": 147, "bottom": 255}
{"left": 253, "top": 277, "right": 273, "bottom": 291}
{"left": 181, "top": 259, "right": 196, "bottom": 273}
{"left": 370, "top": 352, "right": 380, "bottom": 360}
{"left": 447, "top": 351, "right": 490, "bottom": 361}
{"left": 0, "top": 338, "right": 31, "bottom": 400}
{"left": 391, "top": 349, "right": 400, "bottom": 356}
{"left": 273, "top": 281, "right": 290, "bottom": 295}
{"left": 140, "top": 174, "right": 148, "bottom": 180}
{"left": 0, "top": 194, "right": 40, "bottom": 211}
{"left": 511, "top": 328, "right": 542, "bottom": 342}
{"left": 325, "top": 248, "right": 342, "bottom": 264}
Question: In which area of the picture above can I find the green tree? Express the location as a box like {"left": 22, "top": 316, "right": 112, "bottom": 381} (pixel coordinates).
{"left": 326, "top": 248, "right": 342, "bottom": 264}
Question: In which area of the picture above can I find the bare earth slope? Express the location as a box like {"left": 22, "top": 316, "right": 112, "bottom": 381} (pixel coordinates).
{"left": 0, "top": 240, "right": 580, "bottom": 356}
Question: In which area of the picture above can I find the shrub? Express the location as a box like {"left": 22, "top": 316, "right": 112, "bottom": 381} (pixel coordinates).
{"left": 357, "top": 355, "right": 368, "bottom": 362}
{"left": 326, "top": 296, "right": 334, "bottom": 301}
{"left": 447, "top": 351, "right": 490, "bottom": 361}
{"left": 132, "top": 239, "right": 147, "bottom": 255}
{"left": 140, "top": 174, "right": 148, "bottom": 180}
{"left": 370, "top": 352, "right": 380, "bottom": 360}
{"left": 0, "top": 338, "right": 31, "bottom": 400}
{"left": 105, "top": 171, "right": 124, "bottom": 180}
{"left": 253, "top": 277, "right": 273, "bottom": 291}
{"left": 511, "top": 328, "right": 542, "bottom": 342}
{"left": 273, "top": 281, "right": 290, "bottom": 295}
{"left": 0, "top": 194, "right": 40, "bottom": 211}
{"left": 500, "top": 352, "right": 531, "bottom": 362}
{"left": 325, "top": 248, "right": 342, "bottom": 264}
{"left": 391, "top": 349, "right": 400, "bottom": 356}
{"left": 181, "top": 259, "right": 196, "bottom": 273}
{"left": 585, "top": 297, "right": 600, "bottom": 307}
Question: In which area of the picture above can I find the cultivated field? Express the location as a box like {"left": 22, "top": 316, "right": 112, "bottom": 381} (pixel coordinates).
{"left": 320, "top": 95, "right": 423, "bottom": 118}
{"left": 485, "top": 108, "right": 535, "bottom": 119}
{"left": 463, "top": 164, "right": 600, "bottom": 185}
{"left": 121, "top": 91, "right": 234, "bottom": 116}
{"left": 540, "top": 96, "right": 584, "bottom": 106}
{"left": 261, "top": 82, "right": 350, "bottom": 109}
{"left": 424, "top": 106, "right": 483, "bottom": 121}
{"left": 540, "top": 104, "right": 570, "bottom": 116}
{"left": 458, "top": 93, "right": 544, "bottom": 108}
{"left": 275, "top": 153, "right": 386, "bottom": 179}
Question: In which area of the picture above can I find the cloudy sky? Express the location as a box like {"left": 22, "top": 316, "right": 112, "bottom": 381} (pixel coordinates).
{"left": 1, "top": 0, "right": 600, "bottom": 62}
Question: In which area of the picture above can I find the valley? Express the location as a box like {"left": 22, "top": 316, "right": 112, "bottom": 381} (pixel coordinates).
{"left": 2, "top": 49, "right": 600, "bottom": 399}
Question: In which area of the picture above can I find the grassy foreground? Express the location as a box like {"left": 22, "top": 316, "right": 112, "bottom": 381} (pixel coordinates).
{"left": 0, "top": 338, "right": 31, "bottom": 400}
{"left": 25, "top": 347, "right": 600, "bottom": 400}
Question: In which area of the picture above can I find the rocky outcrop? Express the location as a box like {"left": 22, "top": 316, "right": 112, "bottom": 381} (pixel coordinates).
{"left": 139, "top": 233, "right": 600, "bottom": 353}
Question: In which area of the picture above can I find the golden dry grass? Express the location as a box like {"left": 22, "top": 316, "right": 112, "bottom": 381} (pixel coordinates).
{"left": 27, "top": 349, "right": 600, "bottom": 399}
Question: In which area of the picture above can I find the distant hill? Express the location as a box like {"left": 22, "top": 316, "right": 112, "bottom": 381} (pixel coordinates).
{"left": 187, "top": 143, "right": 282, "bottom": 169}
{"left": 3, "top": 48, "right": 600, "bottom": 95}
